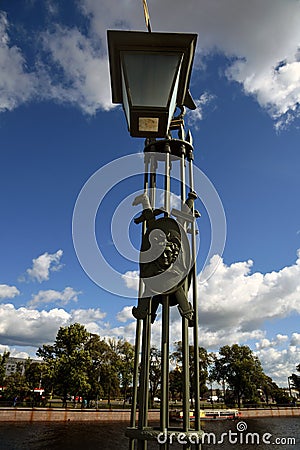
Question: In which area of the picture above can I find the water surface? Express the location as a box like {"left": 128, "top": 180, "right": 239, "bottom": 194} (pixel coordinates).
{"left": 0, "top": 418, "right": 298, "bottom": 449}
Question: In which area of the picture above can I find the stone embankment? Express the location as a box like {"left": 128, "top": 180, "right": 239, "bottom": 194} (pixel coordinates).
{"left": 241, "top": 407, "right": 300, "bottom": 418}
{"left": 0, "top": 407, "right": 299, "bottom": 422}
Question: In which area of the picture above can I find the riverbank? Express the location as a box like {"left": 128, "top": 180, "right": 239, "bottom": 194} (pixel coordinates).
{"left": 0, "top": 407, "right": 299, "bottom": 422}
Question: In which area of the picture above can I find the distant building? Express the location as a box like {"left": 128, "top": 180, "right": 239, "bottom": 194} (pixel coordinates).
{"left": 4, "top": 356, "right": 42, "bottom": 377}
{"left": 283, "top": 387, "right": 299, "bottom": 400}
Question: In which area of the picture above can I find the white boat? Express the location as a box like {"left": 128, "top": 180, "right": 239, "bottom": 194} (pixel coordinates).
{"left": 170, "top": 408, "right": 241, "bottom": 421}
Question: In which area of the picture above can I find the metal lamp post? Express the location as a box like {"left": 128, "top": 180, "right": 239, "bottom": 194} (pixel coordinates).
{"left": 108, "top": 29, "right": 202, "bottom": 449}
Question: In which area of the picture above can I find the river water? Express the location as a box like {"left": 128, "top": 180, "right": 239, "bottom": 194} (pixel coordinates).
{"left": 0, "top": 418, "right": 298, "bottom": 449}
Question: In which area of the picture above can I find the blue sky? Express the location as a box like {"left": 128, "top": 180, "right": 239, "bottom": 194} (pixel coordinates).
{"left": 1, "top": 0, "right": 300, "bottom": 386}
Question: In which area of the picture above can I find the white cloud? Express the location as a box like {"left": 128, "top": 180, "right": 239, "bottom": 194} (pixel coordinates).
{"left": 255, "top": 334, "right": 289, "bottom": 350}
{"left": 0, "top": 7, "right": 113, "bottom": 115}
{"left": 80, "top": 0, "right": 300, "bottom": 127}
{"left": 0, "top": 303, "right": 107, "bottom": 347}
{"left": 187, "top": 92, "right": 215, "bottom": 129}
{"left": 116, "top": 306, "right": 133, "bottom": 323}
{"left": 119, "top": 249, "right": 300, "bottom": 385}
{"left": 0, "top": 241, "right": 299, "bottom": 385}
{"left": 122, "top": 270, "right": 139, "bottom": 291}
{"left": 290, "top": 333, "right": 300, "bottom": 347}
{"left": 1, "top": 1, "right": 300, "bottom": 125}
{"left": 0, "top": 303, "right": 71, "bottom": 346}
{"left": 99, "top": 320, "right": 138, "bottom": 345}
{"left": 0, "top": 345, "right": 31, "bottom": 360}
{"left": 0, "top": 344, "right": 10, "bottom": 354}
{"left": 26, "top": 250, "right": 63, "bottom": 283}
{"left": 121, "top": 250, "right": 300, "bottom": 349}
{"left": 198, "top": 250, "right": 300, "bottom": 336}
{"left": 0, "top": 284, "right": 20, "bottom": 299}
{"left": 70, "top": 308, "right": 107, "bottom": 334}
{"left": 0, "top": 11, "right": 37, "bottom": 112}
{"left": 255, "top": 335, "right": 300, "bottom": 386}
{"left": 40, "top": 25, "right": 113, "bottom": 114}
{"left": 28, "top": 287, "right": 81, "bottom": 307}
{"left": 196, "top": 250, "right": 300, "bottom": 384}
{"left": 79, "top": 0, "right": 143, "bottom": 41}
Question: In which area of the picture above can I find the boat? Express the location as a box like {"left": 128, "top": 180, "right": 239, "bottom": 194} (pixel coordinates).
{"left": 170, "top": 408, "right": 241, "bottom": 421}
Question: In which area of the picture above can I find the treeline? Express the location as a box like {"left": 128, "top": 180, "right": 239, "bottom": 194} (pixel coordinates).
{"left": 0, "top": 323, "right": 299, "bottom": 408}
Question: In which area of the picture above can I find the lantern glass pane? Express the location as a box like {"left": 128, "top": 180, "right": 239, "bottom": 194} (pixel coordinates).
{"left": 123, "top": 53, "right": 182, "bottom": 107}
{"left": 121, "top": 68, "right": 130, "bottom": 128}
{"left": 168, "top": 66, "right": 181, "bottom": 129}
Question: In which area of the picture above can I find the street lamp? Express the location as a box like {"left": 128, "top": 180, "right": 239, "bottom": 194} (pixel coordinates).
{"left": 107, "top": 30, "right": 197, "bottom": 137}
{"left": 107, "top": 28, "right": 202, "bottom": 449}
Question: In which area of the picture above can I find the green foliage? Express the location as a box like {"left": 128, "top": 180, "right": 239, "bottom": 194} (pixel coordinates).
{"left": 149, "top": 347, "right": 161, "bottom": 405}
{"left": 25, "top": 360, "right": 43, "bottom": 390}
{"left": 272, "top": 387, "right": 291, "bottom": 405}
{"left": 36, "top": 323, "right": 135, "bottom": 406}
{"left": 171, "top": 341, "right": 211, "bottom": 401}
{"left": 290, "top": 364, "right": 300, "bottom": 395}
{"left": 4, "top": 372, "right": 29, "bottom": 402}
{"left": 169, "top": 367, "right": 183, "bottom": 401}
{"left": 3, "top": 324, "right": 298, "bottom": 409}
{"left": 0, "top": 351, "right": 10, "bottom": 386}
{"left": 210, "top": 344, "right": 265, "bottom": 407}
{"left": 37, "top": 323, "right": 92, "bottom": 404}
{"left": 116, "top": 339, "right": 135, "bottom": 404}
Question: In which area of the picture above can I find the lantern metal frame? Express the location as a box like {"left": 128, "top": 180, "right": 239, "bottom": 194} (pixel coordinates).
{"left": 107, "top": 30, "right": 197, "bottom": 137}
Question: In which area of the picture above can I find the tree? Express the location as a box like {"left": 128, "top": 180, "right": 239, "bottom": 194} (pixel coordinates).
{"left": 210, "top": 344, "right": 265, "bottom": 408}
{"left": 260, "top": 374, "right": 276, "bottom": 405}
{"left": 5, "top": 372, "right": 29, "bottom": 404}
{"left": 0, "top": 351, "right": 10, "bottom": 386}
{"left": 37, "top": 323, "right": 92, "bottom": 406}
{"left": 84, "top": 333, "right": 109, "bottom": 406}
{"left": 37, "top": 324, "right": 135, "bottom": 408}
{"left": 99, "top": 338, "right": 122, "bottom": 407}
{"left": 171, "top": 341, "right": 210, "bottom": 403}
{"left": 149, "top": 347, "right": 161, "bottom": 406}
{"left": 116, "top": 339, "right": 135, "bottom": 406}
{"left": 169, "top": 367, "right": 183, "bottom": 401}
{"left": 290, "top": 364, "right": 300, "bottom": 397}
{"left": 25, "top": 360, "right": 43, "bottom": 390}
{"left": 272, "top": 386, "right": 291, "bottom": 405}
{"left": 24, "top": 359, "right": 44, "bottom": 406}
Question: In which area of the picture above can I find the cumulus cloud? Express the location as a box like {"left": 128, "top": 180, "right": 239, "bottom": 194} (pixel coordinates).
{"left": 0, "top": 284, "right": 20, "bottom": 299}
{"left": 0, "top": 303, "right": 107, "bottom": 347}
{"left": 255, "top": 334, "right": 289, "bottom": 350}
{"left": 1, "top": 245, "right": 300, "bottom": 385}
{"left": 0, "top": 304, "right": 71, "bottom": 346}
{"left": 0, "top": 344, "right": 31, "bottom": 360}
{"left": 196, "top": 251, "right": 300, "bottom": 384}
{"left": 122, "top": 270, "right": 139, "bottom": 291}
{"left": 80, "top": 0, "right": 300, "bottom": 127}
{"left": 255, "top": 334, "right": 300, "bottom": 385}
{"left": 122, "top": 250, "right": 300, "bottom": 346}
{"left": 199, "top": 250, "right": 300, "bottom": 337}
{"left": 70, "top": 308, "right": 107, "bottom": 334}
{"left": 1, "top": 1, "right": 300, "bottom": 125}
{"left": 28, "top": 287, "right": 81, "bottom": 307}
{"left": 0, "top": 11, "right": 37, "bottom": 112}
{"left": 0, "top": 344, "right": 10, "bottom": 354}
{"left": 159, "top": 0, "right": 300, "bottom": 127}
{"left": 116, "top": 306, "right": 133, "bottom": 323}
{"left": 119, "top": 249, "right": 300, "bottom": 385}
{"left": 186, "top": 92, "right": 215, "bottom": 129}
{"left": 40, "top": 25, "right": 113, "bottom": 114}
{"left": 26, "top": 250, "right": 63, "bottom": 283}
{"left": 100, "top": 320, "right": 138, "bottom": 345}
{"left": 290, "top": 333, "right": 300, "bottom": 346}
